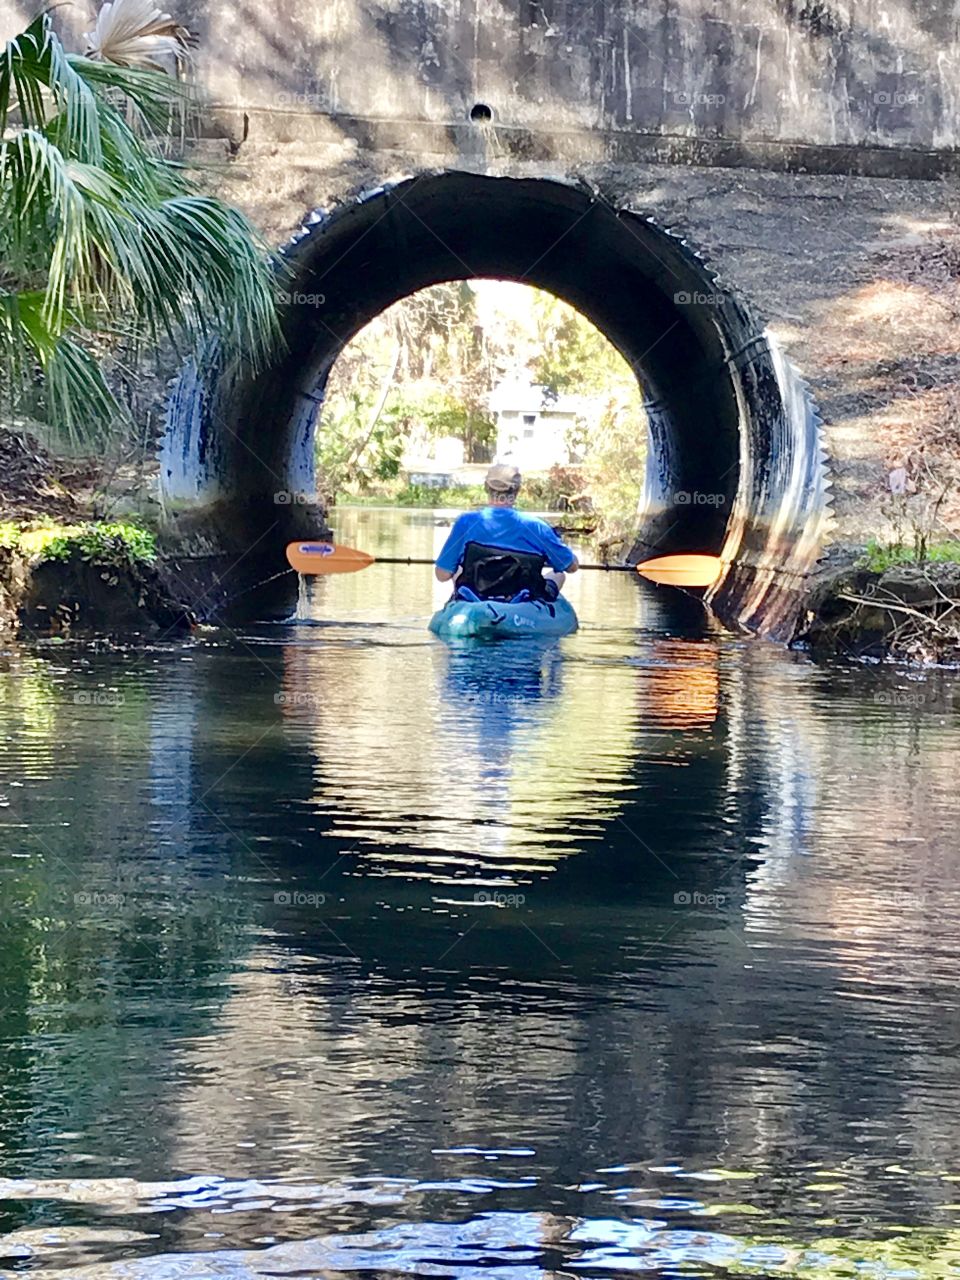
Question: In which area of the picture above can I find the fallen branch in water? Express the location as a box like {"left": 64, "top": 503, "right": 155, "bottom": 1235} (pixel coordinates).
{"left": 796, "top": 562, "right": 960, "bottom": 665}
{"left": 837, "top": 591, "right": 960, "bottom": 634}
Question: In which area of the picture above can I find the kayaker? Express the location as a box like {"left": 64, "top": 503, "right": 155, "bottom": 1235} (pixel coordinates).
{"left": 434, "top": 463, "right": 579, "bottom": 602}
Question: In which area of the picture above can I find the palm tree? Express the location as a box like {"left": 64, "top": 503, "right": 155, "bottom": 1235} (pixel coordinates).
{"left": 0, "top": 11, "right": 279, "bottom": 445}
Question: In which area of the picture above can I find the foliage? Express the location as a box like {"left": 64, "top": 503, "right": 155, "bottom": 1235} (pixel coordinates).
{"left": 0, "top": 519, "right": 157, "bottom": 566}
{"left": 349, "top": 481, "right": 585, "bottom": 511}
{"left": 316, "top": 383, "right": 406, "bottom": 501}
{"left": 390, "top": 483, "right": 489, "bottom": 509}
{"left": 0, "top": 14, "right": 279, "bottom": 446}
{"left": 877, "top": 446, "right": 959, "bottom": 572}
{"left": 530, "top": 292, "right": 633, "bottom": 399}
{"left": 317, "top": 284, "right": 498, "bottom": 498}
{"left": 860, "top": 538, "right": 960, "bottom": 572}
{"left": 522, "top": 465, "right": 592, "bottom": 512}
{"left": 317, "top": 280, "right": 647, "bottom": 548}
{"left": 527, "top": 292, "right": 647, "bottom": 539}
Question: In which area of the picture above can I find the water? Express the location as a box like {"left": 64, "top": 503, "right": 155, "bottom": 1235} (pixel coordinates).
{"left": 1, "top": 506, "right": 960, "bottom": 1278}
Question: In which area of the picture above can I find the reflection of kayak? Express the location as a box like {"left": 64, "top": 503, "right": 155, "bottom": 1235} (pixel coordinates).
{"left": 429, "top": 595, "right": 578, "bottom": 639}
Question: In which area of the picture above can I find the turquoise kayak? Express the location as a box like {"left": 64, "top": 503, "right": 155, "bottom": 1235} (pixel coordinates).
{"left": 428, "top": 595, "right": 578, "bottom": 639}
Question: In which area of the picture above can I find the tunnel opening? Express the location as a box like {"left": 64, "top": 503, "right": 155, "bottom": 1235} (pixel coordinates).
{"left": 313, "top": 277, "right": 649, "bottom": 542}
{"left": 162, "top": 172, "right": 829, "bottom": 632}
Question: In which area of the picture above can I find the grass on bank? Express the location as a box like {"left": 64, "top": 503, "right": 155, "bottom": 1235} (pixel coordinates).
{"left": 0, "top": 521, "right": 157, "bottom": 568}
{"left": 859, "top": 539, "right": 960, "bottom": 573}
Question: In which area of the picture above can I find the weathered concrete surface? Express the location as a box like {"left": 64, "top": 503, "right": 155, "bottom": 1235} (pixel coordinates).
{"left": 174, "top": 0, "right": 960, "bottom": 156}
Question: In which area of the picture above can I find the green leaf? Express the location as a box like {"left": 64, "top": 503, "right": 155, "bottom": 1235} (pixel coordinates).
{"left": 0, "top": 15, "right": 281, "bottom": 445}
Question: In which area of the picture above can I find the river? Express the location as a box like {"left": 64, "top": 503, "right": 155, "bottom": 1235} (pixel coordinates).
{"left": 1, "top": 506, "right": 960, "bottom": 1278}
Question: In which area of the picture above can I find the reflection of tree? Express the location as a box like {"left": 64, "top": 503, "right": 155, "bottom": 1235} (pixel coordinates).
{"left": 0, "top": 652, "right": 257, "bottom": 1176}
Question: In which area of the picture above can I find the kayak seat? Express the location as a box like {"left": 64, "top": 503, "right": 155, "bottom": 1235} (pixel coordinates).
{"left": 456, "top": 542, "right": 553, "bottom": 602}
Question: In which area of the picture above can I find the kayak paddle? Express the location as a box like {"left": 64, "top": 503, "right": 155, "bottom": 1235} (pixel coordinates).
{"left": 285, "top": 543, "right": 723, "bottom": 588}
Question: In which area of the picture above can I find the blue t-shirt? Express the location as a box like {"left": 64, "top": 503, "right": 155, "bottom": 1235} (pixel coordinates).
{"left": 435, "top": 507, "right": 577, "bottom": 574}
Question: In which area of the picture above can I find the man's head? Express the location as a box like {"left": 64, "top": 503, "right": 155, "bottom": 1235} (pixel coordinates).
{"left": 484, "top": 463, "right": 522, "bottom": 505}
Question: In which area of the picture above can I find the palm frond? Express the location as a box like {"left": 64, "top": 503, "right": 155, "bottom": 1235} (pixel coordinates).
{"left": 0, "top": 15, "right": 102, "bottom": 163}
{"left": 1, "top": 15, "right": 281, "bottom": 444}
{"left": 41, "top": 333, "right": 124, "bottom": 443}
{"left": 0, "top": 129, "right": 87, "bottom": 329}
{"left": 71, "top": 53, "right": 193, "bottom": 140}
{"left": 0, "top": 289, "right": 122, "bottom": 446}
{"left": 3, "top": 139, "right": 278, "bottom": 359}
{"left": 84, "top": 0, "right": 192, "bottom": 73}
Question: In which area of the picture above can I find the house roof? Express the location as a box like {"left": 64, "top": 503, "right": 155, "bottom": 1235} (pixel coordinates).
{"left": 489, "top": 379, "right": 586, "bottom": 417}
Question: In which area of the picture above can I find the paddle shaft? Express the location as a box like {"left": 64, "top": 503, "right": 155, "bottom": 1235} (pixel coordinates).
{"left": 285, "top": 543, "right": 723, "bottom": 586}
{"left": 359, "top": 555, "right": 636, "bottom": 571}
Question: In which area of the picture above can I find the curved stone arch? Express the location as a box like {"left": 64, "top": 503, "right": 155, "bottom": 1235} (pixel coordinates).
{"left": 161, "top": 171, "right": 830, "bottom": 630}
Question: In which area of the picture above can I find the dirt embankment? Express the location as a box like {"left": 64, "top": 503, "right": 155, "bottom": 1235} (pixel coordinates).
{"left": 0, "top": 428, "right": 193, "bottom": 641}
{"left": 0, "top": 429, "right": 85, "bottom": 522}
{"left": 794, "top": 562, "right": 960, "bottom": 665}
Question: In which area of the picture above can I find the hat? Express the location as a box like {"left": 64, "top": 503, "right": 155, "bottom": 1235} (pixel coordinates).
{"left": 484, "top": 463, "right": 522, "bottom": 494}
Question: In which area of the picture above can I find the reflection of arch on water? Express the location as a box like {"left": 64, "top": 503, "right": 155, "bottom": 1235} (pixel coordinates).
{"left": 272, "top": 618, "right": 730, "bottom": 879}
{"left": 168, "top": 654, "right": 955, "bottom": 1235}
{"left": 9, "top": 645, "right": 954, "bottom": 1223}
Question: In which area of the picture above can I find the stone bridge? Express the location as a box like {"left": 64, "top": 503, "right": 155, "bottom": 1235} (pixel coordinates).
{"left": 157, "top": 0, "right": 958, "bottom": 631}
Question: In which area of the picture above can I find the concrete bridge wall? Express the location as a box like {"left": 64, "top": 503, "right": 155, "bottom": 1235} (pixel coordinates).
{"left": 183, "top": 0, "right": 960, "bottom": 157}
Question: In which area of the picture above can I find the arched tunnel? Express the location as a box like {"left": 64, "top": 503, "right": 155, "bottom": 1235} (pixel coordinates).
{"left": 161, "top": 171, "right": 830, "bottom": 633}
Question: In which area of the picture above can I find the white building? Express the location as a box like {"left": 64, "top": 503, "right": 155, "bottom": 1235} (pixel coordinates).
{"left": 489, "top": 380, "right": 587, "bottom": 472}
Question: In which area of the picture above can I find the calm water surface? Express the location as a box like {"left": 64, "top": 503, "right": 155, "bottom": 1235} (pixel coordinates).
{"left": 2, "top": 507, "right": 960, "bottom": 1278}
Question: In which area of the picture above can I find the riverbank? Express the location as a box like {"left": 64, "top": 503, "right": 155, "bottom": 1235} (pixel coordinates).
{"left": 2, "top": 427, "right": 960, "bottom": 661}
{"left": 0, "top": 523, "right": 194, "bottom": 641}
{"left": 794, "top": 559, "right": 960, "bottom": 665}
{"left": 0, "top": 429, "right": 194, "bottom": 640}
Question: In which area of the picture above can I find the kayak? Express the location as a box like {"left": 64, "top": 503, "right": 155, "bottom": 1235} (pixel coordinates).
{"left": 428, "top": 595, "right": 578, "bottom": 639}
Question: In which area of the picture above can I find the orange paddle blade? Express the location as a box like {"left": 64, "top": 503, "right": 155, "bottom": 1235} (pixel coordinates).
{"left": 635, "top": 554, "right": 723, "bottom": 588}
{"left": 286, "top": 542, "right": 375, "bottom": 575}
